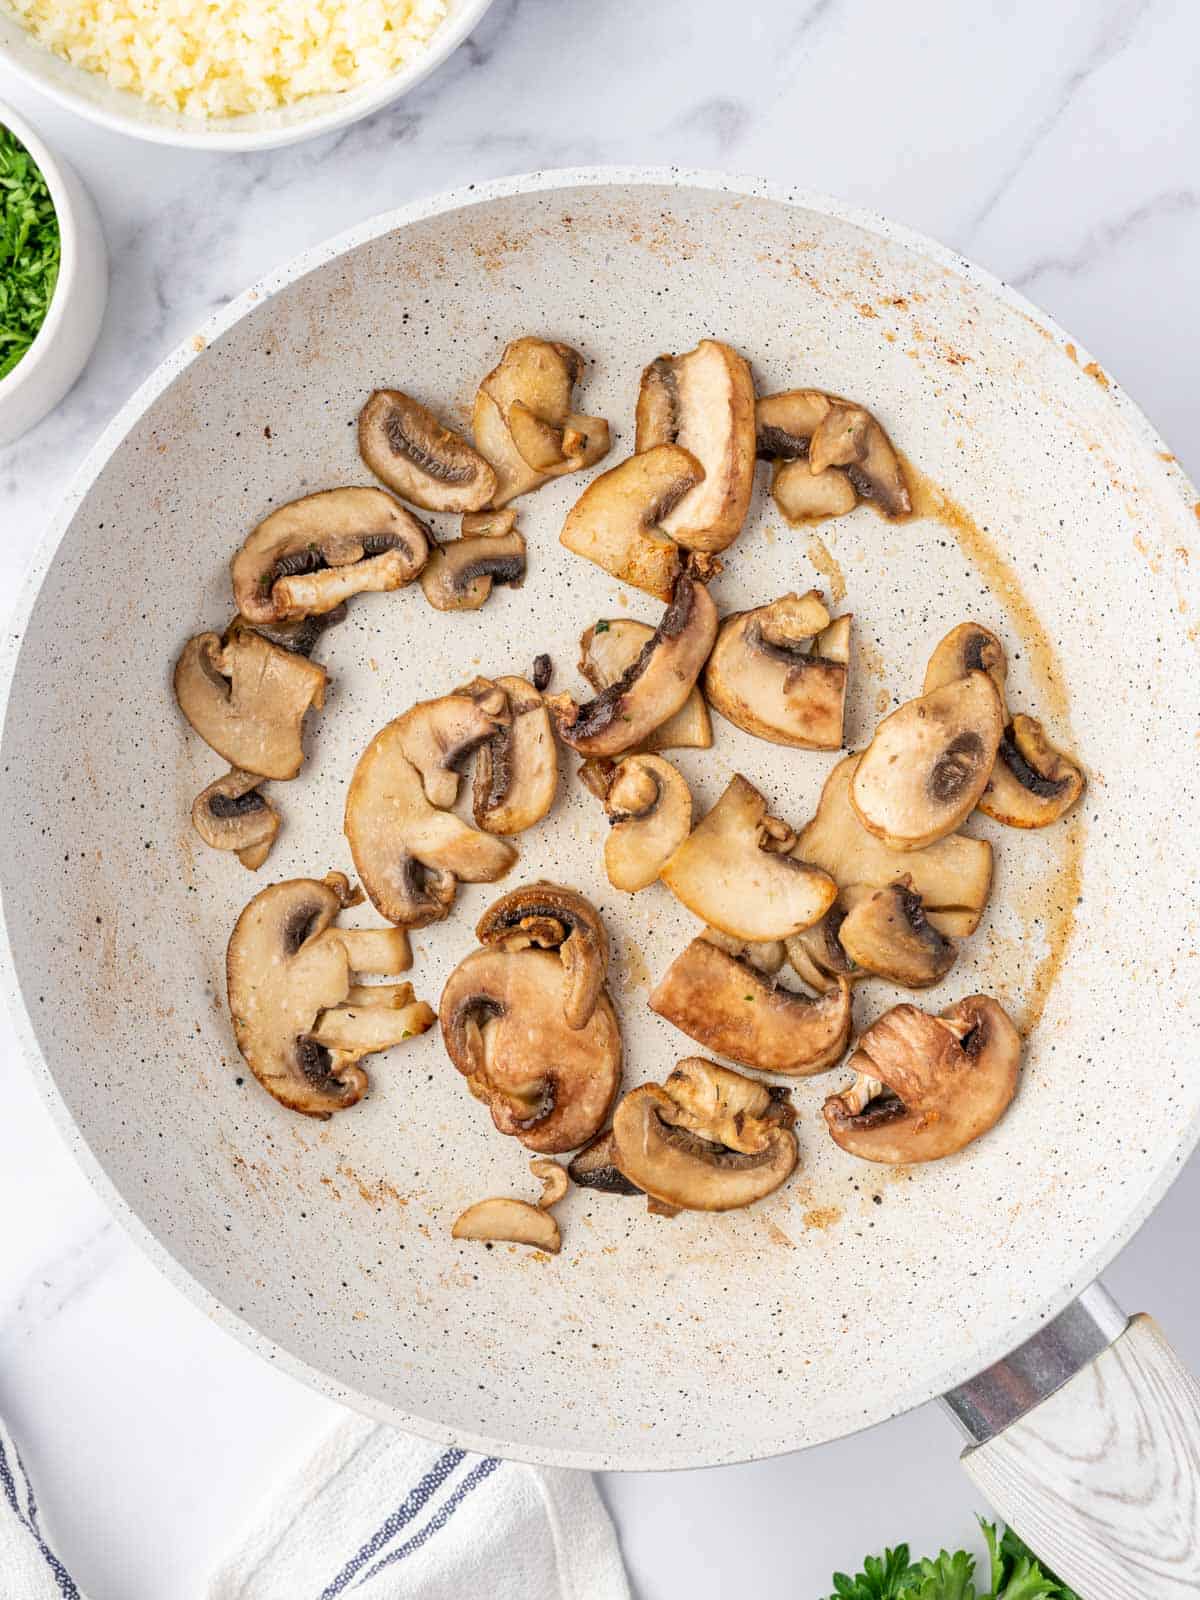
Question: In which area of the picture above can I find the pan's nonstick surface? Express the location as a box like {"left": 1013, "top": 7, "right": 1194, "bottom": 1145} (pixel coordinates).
{"left": 2, "top": 173, "right": 1197, "bottom": 1469}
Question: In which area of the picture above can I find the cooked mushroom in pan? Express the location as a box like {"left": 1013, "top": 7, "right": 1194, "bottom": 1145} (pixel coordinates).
{"left": 420, "top": 511, "right": 527, "bottom": 612}
{"left": 635, "top": 340, "right": 756, "bottom": 553}
{"left": 756, "top": 389, "right": 911, "bottom": 521}
{"left": 650, "top": 935, "right": 853, "bottom": 1076}
{"left": 611, "top": 1057, "right": 798, "bottom": 1212}
{"left": 837, "top": 879, "right": 957, "bottom": 989}
{"left": 358, "top": 389, "right": 497, "bottom": 512}
{"left": 559, "top": 444, "right": 701, "bottom": 601}
{"left": 473, "top": 337, "right": 610, "bottom": 506}
{"left": 174, "top": 621, "right": 326, "bottom": 780}
{"left": 232, "top": 487, "right": 429, "bottom": 625}
{"left": 192, "top": 768, "right": 280, "bottom": 870}
{"left": 476, "top": 882, "right": 609, "bottom": 1031}
{"left": 923, "top": 621, "right": 1008, "bottom": 701}
{"left": 785, "top": 906, "right": 861, "bottom": 994}
{"left": 470, "top": 675, "right": 557, "bottom": 835}
{"left": 594, "top": 753, "right": 692, "bottom": 892}
{"left": 226, "top": 872, "right": 434, "bottom": 1119}
{"left": 567, "top": 1128, "right": 642, "bottom": 1195}
{"left": 451, "top": 1197, "right": 561, "bottom": 1253}
{"left": 577, "top": 618, "right": 712, "bottom": 751}
{"left": 704, "top": 590, "right": 851, "bottom": 749}
{"left": 823, "top": 994, "right": 1021, "bottom": 1163}
{"left": 547, "top": 571, "right": 717, "bottom": 758}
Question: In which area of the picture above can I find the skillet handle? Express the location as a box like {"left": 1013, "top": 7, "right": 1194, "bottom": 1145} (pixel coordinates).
{"left": 943, "top": 1283, "right": 1200, "bottom": 1597}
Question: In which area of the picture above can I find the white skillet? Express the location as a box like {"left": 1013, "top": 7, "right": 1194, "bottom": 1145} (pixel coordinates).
{"left": 1, "top": 170, "right": 1197, "bottom": 1594}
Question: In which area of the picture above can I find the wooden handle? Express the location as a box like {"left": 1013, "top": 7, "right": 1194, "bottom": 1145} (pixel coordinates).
{"left": 961, "top": 1315, "right": 1200, "bottom": 1596}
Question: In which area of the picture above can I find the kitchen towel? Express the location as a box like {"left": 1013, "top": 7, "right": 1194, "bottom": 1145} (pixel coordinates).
{"left": 0, "top": 1410, "right": 631, "bottom": 1599}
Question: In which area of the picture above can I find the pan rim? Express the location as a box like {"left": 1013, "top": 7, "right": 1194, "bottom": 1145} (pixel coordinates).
{"left": 2, "top": 165, "right": 1197, "bottom": 1472}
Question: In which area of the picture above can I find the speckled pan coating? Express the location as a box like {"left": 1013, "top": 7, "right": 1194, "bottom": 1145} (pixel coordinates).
{"left": 1, "top": 170, "right": 1197, "bottom": 1472}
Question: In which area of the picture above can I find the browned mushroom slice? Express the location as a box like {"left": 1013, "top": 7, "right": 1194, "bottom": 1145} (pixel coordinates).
{"left": 226, "top": 872, "right": 434, "bottom": 1119}
{"left": 249, "top": 604, "right": 348, "bottom": 658}
{"left": 476, "top": 882, "right": 609, "bottom": 1030}
{"left": 358, "top": 389, "right": 496, "bottom": 513}
{"left": 634, "top": 340, "right": 756, "bottom": 553}
{"left": 472, "top": 337, "right": 610, "bottom": 506}
{"left": 611, "top": 1058, "right": 797, "bottom": 1212}
{"left": 770, "top": 460, "right": 857, "bottom": 524}
{"left": 837, "top": 879, "right": 956, "bottom": 988}
{"left": 529, "top": 1157, "right": 569, "bottom": 1209}
{"left": 704, "top": 591, "right": 851, "bottom": 750}
{"left": 547, "top": 572, "right": 718, "bottom": 758}
{"left": 451, "top": 1197, "right": 561, "bottom": 1253}
{"left": 559, "top": 445, "right": 701, "bottom": 602}
{"left": 661, "top": 774, "right": 836, "bottom": 941}
{"left": 978, "top": 714, "right": 1086, "bottom": 828}
{"left": 798, "top": 757, "right": 992, "bottom": 938}
{"left": 923, "top": 621, "right": 1008, "bottom": 701}
{"left": 650, "top": 936, "right": 852, "bottom": 1075}
{"left": 785, "top": 904, "right": 861, "bottom": 993}
{"left": 851, "top": 672, "right": 1004, "bottom": 850}
{"left": 419, "top": 511, "right": 526, "bottom": 612}
{"left": 756, "top": 390, "right": 911, "bottom": 520}
{"left": 232, "top": 488, "right": 429, "bottom": 625}
{"left": 600, "top": 754, "right": 692, "bottom": 892}
{"left": 823, "top": 994, "right": 1021, "bottom": 1163}
{"left": 174, "top": 622, "right": 326, "bottom": 781}
{"left": 440, "top": 946, "right": 622, "bottom": 1153}
{"left": 567, "top": 1128, "right": 642, "bottom": 1194}
{"left": 345, "top": 694, "right": 517, "bottom": 927}
{"left": 578, "top": 617, "right": 712, "bottom": 751}
{"left": 192, "top": 769, "right": 280, "bottom": 870}
{"left": 472, "top": 676, "right": 557, "bottom": 834}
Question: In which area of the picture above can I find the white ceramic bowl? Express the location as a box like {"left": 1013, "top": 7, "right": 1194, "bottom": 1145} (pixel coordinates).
{"left": 0, "top": 0, "right": 494, "bottom": 152}
{"left": 0, "top": 99, "right": 106, "bottom": 446}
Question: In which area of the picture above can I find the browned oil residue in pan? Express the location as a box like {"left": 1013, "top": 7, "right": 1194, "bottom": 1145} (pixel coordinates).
{"left": 904, "top": 460, "right": 1085, "bottom": 1037}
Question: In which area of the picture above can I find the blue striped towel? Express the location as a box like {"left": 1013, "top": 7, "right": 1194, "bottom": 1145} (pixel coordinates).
{"left": 0, "top": 1413, "right": 631, "bottom": 1599}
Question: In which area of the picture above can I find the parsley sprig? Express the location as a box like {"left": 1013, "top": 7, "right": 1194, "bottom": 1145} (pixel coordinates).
{"left": 825, "top": 1521, "right": 1080, "bottom": 1600}
{"left": 0, "top": 125, "right": 61, "bottom": 382}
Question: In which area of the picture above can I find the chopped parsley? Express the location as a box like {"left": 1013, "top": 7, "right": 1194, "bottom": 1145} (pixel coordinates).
{"left": 594, "top": 620, "right": 610, "bottom": 632}
{"left": 0, "top": 126, "right": 60, "bottom": 382}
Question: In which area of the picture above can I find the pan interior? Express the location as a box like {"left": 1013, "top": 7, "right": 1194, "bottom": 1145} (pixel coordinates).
{"left": 2, "top": 180, "right": 1197, "bottom": 1469}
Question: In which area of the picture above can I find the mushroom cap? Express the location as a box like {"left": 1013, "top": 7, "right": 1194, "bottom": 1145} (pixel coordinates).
{"left": 823, "top": 995, "right": 1021, "bottom": 1163}
{"left": 797, "top": 756, "right": 993, "bottom": 938}
{"left": 578, "top": 617, "right": 712, "bottom": 752}
{"left": 611, "top": 1059, "right": 797, "bottom": 1212}
{"left": 837, "top": 880, "right": 956, "bottom": 989}
{"left": 755, "top": 390, "right": 911, "bottom": 519}
{"left": 978, "top": 714, "right": 1085, "bottom": 829}
{"left": 559, "top": 445, "right": 699, "bottom": 601}
{"left": 851, "top": 672, "right": 1005, "bottom": 850}
{"left": 547, "top": 572, "right": 718, "bottom": 758}
{"left": 420, "top": 515, "right": 526, "bottom": 612}
{"left": 650, "top": 936, "right": 853, "bottom": 1076}
{"left": 451, "top": 1197, "right": 562, "bottom": 1252}
{"left": 174, "top": 623, "right": 326, "bottom": 781}
{"left": 358, "top": 389, "right": 496, "bottom": 513}
{"left": 232, "top": 488, "right": 430, "bottom": 626}
{"left": 637, "top": 340, "right": 757, "bottom": 554}
{"left": 439, "top": 946, "right": 622, "bottom": 1154}
{"left": 345, "top": 695, "right": 517, "bottom": 928}
{"left": 476, "top": 881, "right": 609, "bottom": 1030}
{"left": 923, "top": 621, "right": 1008, "bottom": 702}
{"left": 472, "top": 676, "right": 558, "bottom": 836}
{"left": 703, "top": 592, "right": 850, "bottom": 750}
{"left": 603, "top": 754, "right": 693, "bottom": 892}
{"left": 661, "top": 773, "right": 837, "bottom": 942}
{"left": 191, "top": 768, "right": 280, "bottom": 870}
{"left": 472, "top": 337, "right": 610, "bottom": 506}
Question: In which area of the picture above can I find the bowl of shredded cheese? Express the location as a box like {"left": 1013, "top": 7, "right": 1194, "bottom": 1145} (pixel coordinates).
{"left": 0, "top": 0, "right": 492, "bottom": 150}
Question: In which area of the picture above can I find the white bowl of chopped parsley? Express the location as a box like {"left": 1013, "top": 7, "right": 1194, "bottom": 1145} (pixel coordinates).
{"left": 0, "top": 100, "right": 106, "bottom": 445}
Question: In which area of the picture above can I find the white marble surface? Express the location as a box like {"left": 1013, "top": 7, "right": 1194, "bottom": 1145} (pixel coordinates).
{"left": 1, "top": 1, "right": 1199, "bottom": 1595}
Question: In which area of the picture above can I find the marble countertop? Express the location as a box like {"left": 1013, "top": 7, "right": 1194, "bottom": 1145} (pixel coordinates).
{"left": 1, "top": 1, "right": 1199, "bottom": 1594}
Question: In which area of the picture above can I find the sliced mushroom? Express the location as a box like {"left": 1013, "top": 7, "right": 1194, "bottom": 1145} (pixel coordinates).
{"left": 578, "top": 617, "right": 712, "bottom": 751}
{"left": 472, "top": 676, "right": 558, "bottom": 834}
{"left": 451, "top": 1197, "right": 561, "bottom": 1253}
{"left": 232, "top": 488, "right": 429, "bottom": 626}
{"left": 797, "top": 757, "right": 993, "bottom": 938}
{"left": 419, "top": 511, "right": 526, "bottom": 612}
{"left": 923, "top": 621, "right": 1008, "bottom": 701}
{"left": 249, "top": 603, "right": 348, "bottom": 658}
{"left": 634, "top": 341, "right": 756, "bottom": 553}
{"left": 756, "top": 390, "right": 911, "bottom": 520}
{"left": 192, "top": 769, "right": 280, "bottom": 870}
{"left": 770, "top": 459, "right": 857, "bottom": 524}
{"left": 785, "top": 905, "right": 860, "bottom": 993}
{"left": 440, "top": 946, "right": 621, "bottom": 1153}
{"left": 226, "top": 872, "right": 434, "bottom": 1119}
{"left": 611, "top": 1058, "right": 797, "bottom": 1212}
{"left": 650, "top": 936, "right": 852, "bottom": 1075}
{"left": 529, "top": 1158, "right": 569, "bottom": 1209}
{"left": 837, "top": 879, "right": 956, "bottom": 988}
{"left": 823, "top": 994, "right": 1021, "bottom": 1163}
{"left": 567, "top": 1128, "right": 642, "bottom": 1195}
{"left": 851, "top": 672, "right": 1004, "bottom": 850}
{"left": 979, "top": 714, "right": 1086, "bottom": 828}
{"left": 704, "top": 591, "right": 851, "bottom": 749}
{"left": 559, "top": 445, "right": 701, "bottom": 601}
{"left": 476, "top": 882, "right": 609, "bottom": 1031}
{"left": 701, "top": 928, "right": 787, "bottom": 975}
{"left": 547, "top": 572, "right": 718, "bottom": 758}
{"left": 600, "top": 754, "right": 692, "bottom": 892}
{"left": 345, "top": 693, "right": 517, "bottom": 927}
{"left": 174, "top": 622, "right": 326, "bottom": 781}
{"left": 661, "top": 774, "right": 836, "bottom": 941}
{"left": 472, "top": 337, "right": 610, "bottom": 506}
{"left": 358, "top": 389, "right": 496, "bottom": 513}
